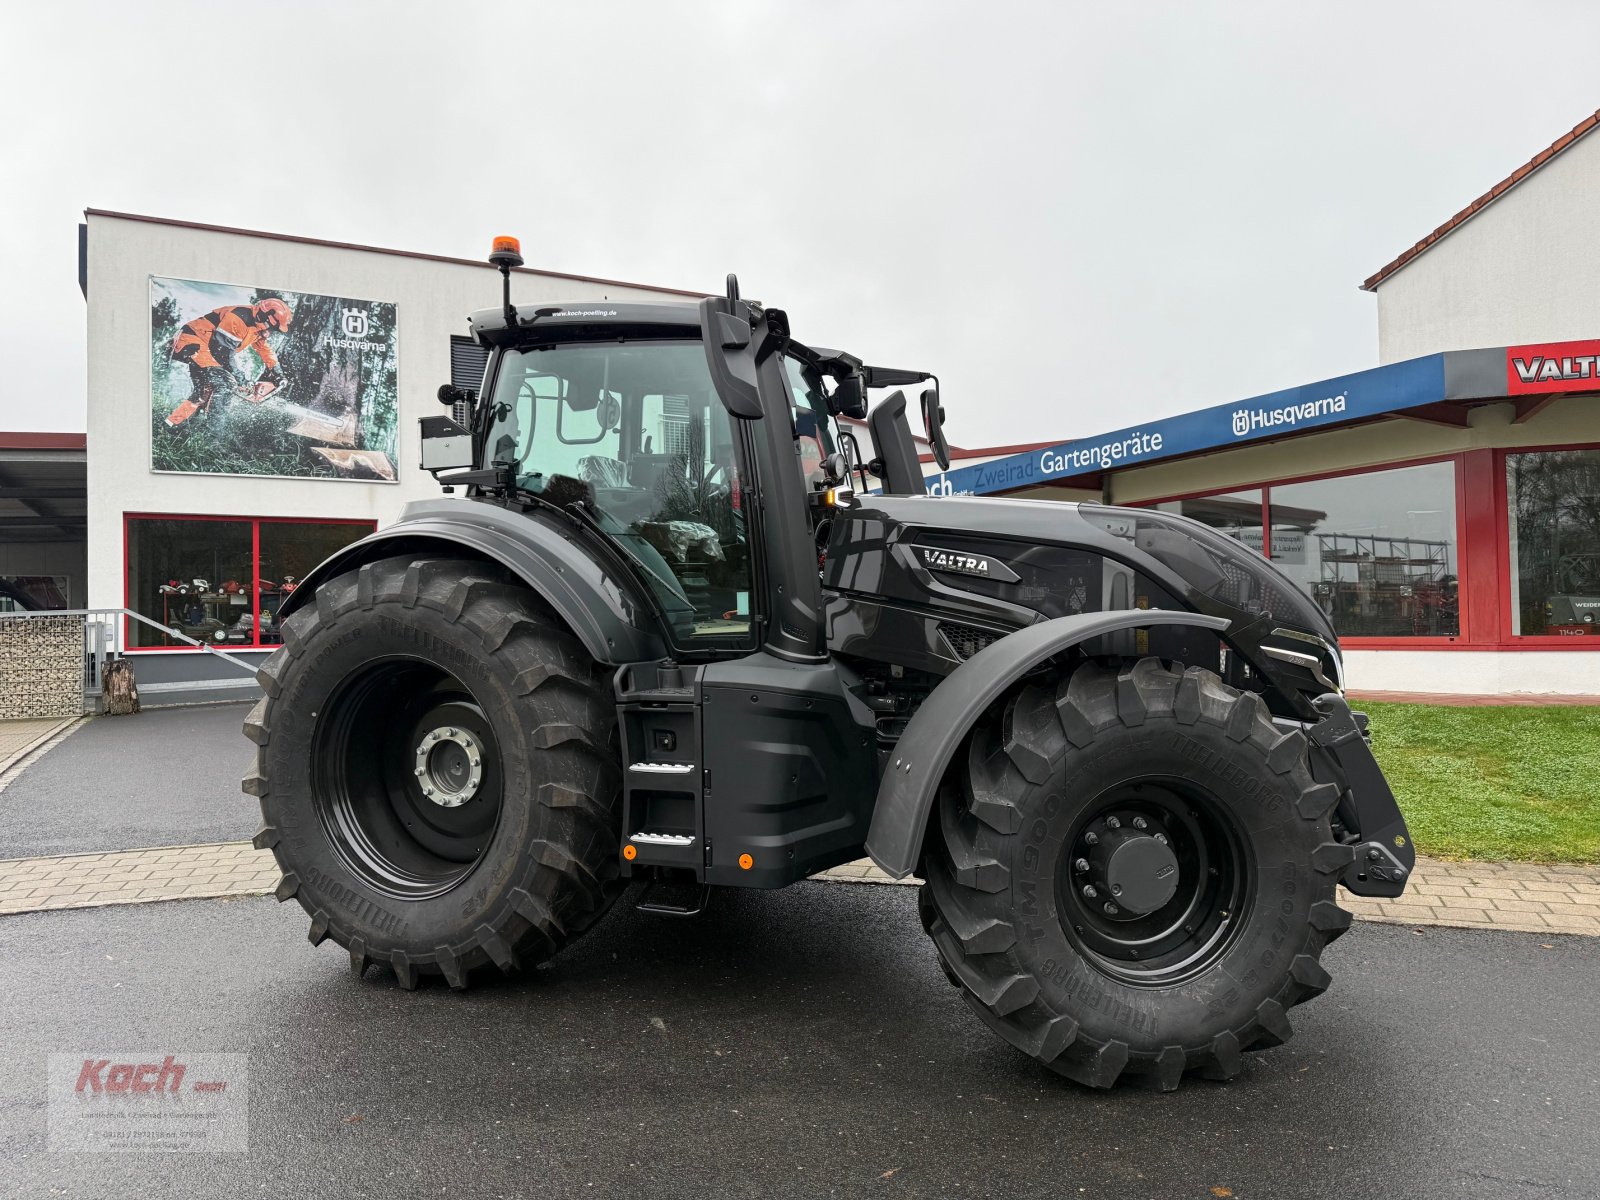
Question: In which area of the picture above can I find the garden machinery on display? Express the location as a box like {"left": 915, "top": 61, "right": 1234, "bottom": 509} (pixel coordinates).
{"left": 245, "top": 238, "right": 1414, "bottom": 1089}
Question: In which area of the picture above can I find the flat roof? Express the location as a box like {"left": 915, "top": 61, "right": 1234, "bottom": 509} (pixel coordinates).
{"left": 927, "top": 337, "right": 1597, "bottom": 496}
{"left": 83, "top": 209, "right": 706, "bottom": 299}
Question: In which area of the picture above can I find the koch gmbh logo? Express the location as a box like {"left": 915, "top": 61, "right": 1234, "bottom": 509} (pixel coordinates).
{"left": 1231, "top": 409, "right": 1250, "bottom": 437}
{"left": 49, "top": 1051, "right": 248, "bottom": 1152}
{"left": 341, "top": 307, "right": 371, "bottom": 338}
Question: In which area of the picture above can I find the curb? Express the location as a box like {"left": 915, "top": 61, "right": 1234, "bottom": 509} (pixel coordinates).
{"left": 1, "top": 841, "right": 1596, "bottom": 936}
{"left": 0, "top": 716, "right": 84, "bottom": 783}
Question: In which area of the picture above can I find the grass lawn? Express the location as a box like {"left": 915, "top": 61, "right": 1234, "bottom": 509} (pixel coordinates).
{"left": 1360, "top": 700, "right": 1600, "bottom": 863}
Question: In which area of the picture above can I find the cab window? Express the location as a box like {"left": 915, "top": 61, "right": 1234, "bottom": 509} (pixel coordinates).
{"left": 486, "top": 340, "right": 752, "bottom": 649}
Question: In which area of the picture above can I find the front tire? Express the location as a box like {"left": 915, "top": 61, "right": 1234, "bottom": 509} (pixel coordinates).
{"left": 920, "top": 658, "right": 1354, "bottom": 1089}
{"left": 243, "top": 556, "right": 624, "bottom": 989}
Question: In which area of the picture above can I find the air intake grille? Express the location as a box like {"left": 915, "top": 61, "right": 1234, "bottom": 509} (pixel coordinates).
{"left": 939, "top": 623, "right": 1000, "bottom": 660}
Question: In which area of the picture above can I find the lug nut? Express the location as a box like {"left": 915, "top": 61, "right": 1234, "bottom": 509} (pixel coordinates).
{"left": 1082, "top": 884, "right": 1098, "bottom": 900}
{"left": 1075, "top": 858, "right": 1090, "bottom": 873}
{"left": 1132, "top": 817, "right": 1148, "bottom": 831}
{"left": 1154, "top": 833, "right": 1168, "bottom": 845}
{"left": 1105, "top": 816, "right": 1121, "bottom": 830}
{"left": 1103, "top": 902, "right": 1119, "bottom": 916}
{"left": 1084, "top": 832, "right": 1099, "bottom": 846}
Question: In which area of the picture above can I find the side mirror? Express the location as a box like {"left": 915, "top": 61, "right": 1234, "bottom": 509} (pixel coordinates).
{"left": 920, "top": 384, "right": 950, "bottom": 471}
{"left": 828, "top": 374, "right": 867, "bottom": 420}
{"left": 697, "top": 274, "right": 766, "bottom": 420}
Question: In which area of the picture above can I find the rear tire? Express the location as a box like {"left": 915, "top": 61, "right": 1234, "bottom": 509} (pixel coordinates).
{"left": 920, "top": 658, "right": 1353, "bottom": 1089}
{"left": 243, "top": 556, "right": 624, "bottom": 989}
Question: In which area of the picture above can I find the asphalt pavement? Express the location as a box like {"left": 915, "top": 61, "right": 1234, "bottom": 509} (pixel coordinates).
{"left": 0, "top": 702, "right": 257, "bottom": 859}
{"left": 0, "top": 882, "right": 1595, "bottom": 1199}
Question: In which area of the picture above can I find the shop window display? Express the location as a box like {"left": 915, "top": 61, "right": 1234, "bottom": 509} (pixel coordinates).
{"left": 1268, "top": 462, "right": 1459, "bottom": 638}
{"left": 126, "top": 516, "right": 371, "bottom": 649}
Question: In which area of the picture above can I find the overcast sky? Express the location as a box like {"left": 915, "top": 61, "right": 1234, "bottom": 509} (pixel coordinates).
{"left": 4, "top": 1, "right": 1600, "bottom": 447}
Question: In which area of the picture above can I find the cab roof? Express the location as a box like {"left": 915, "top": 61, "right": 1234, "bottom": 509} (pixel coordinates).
{"left": 470, "top": 301, "right": 701, "bottom": 346}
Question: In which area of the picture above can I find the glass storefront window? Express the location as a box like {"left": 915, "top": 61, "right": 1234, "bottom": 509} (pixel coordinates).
{"left": 258, "top": 521, "right": 374, "bottom": 646}
{"left": 1152, "top": 491, "right": 1265, "bottom": 552}
{"left": 1507, "top": 449, "right": 1600, "bottom": 637}
{"left": 1268, "top": 461, "right": 1459, "bottom": 638}
{"left": 126, "top": 516, "right": 370, "bottom": 649}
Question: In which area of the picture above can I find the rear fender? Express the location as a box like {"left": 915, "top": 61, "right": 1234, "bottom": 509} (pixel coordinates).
{"left": 864, "top": 610, "right": 1231, "bottom": 878}
{"left": 276, "top": 501, "right": 667, "bottom": 664}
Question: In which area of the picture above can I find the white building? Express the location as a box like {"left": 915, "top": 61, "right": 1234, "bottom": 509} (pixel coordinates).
{"left": 83, "top": 210, "right": 699, "bottom": 700}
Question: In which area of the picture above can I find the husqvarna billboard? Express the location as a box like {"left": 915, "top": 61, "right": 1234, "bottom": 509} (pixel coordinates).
{"left": 149, "top": 276, "right": 399, "bottom": 482}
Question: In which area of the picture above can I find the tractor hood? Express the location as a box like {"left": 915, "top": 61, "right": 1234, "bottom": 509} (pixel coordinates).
{"left": 829, "top": 493, "right": 1340, "bottom": 651}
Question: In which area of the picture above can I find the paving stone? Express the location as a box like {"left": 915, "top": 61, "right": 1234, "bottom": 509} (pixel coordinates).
{"left": 1491, "top": 898, "right": 1550, "bottom": 913}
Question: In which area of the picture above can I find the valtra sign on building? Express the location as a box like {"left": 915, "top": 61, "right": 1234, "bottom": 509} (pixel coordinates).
{"left": 1507, "top": 340, "right": 1600, "bottom": 391}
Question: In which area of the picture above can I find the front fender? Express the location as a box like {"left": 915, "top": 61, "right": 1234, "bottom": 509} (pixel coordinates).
{"left": 864, "top": 609, "right": 1232, "bottom": 878}
{"left": 277, "top": 500, "right": 667, "bottom": 664}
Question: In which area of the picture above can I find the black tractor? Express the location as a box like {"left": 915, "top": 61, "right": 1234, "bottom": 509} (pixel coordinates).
{"left": 245, "top": 239, "right": 1414, "bottom": 1090}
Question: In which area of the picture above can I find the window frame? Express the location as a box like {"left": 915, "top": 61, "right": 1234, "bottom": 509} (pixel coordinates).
{"left": 1496, "top": 441, "right": 1600, "bottom": 647}
{"left": 122, "top": 512, "right": 376, "bottom": 652}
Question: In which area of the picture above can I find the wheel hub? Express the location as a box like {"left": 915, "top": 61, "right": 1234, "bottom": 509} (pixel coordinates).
{"left": 413, "top": 725, "right": 485, "bottom": 807}
{"left": 1095, "top": 826, "right": 1180, "bottom": 916}
{"left": 1077, "top": 811, "right": 1181, "bottom": 920}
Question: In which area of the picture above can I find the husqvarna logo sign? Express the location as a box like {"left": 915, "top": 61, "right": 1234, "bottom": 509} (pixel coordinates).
{"left": 1230, "top": 393, "right": 1347, "bottom": 437}
{"left": 341, "top": 308, "right": 370, "bottom": 338}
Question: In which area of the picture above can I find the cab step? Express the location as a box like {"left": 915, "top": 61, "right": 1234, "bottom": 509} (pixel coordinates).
{"left": 615, "top": 661, "right": 706, "bottom": 879}
{"left": 635, "top": 879, "right": 712, "bottom": 917}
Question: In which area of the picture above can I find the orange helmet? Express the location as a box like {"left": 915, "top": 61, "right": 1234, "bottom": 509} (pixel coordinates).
{"left": 254, "top": 298, "right": 293, "bottom": 332}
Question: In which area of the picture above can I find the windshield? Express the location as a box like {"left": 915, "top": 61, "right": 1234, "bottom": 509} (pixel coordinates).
{"left": 783, "top": 357, "right": 840, "bottom": 485}
{"left": 486, "top": 339, "right": 752, "bottom": 648}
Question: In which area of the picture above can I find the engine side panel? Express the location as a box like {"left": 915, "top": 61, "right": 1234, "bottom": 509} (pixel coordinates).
{"left": 822, "top": 508, "right": 1226, "bottom": 676}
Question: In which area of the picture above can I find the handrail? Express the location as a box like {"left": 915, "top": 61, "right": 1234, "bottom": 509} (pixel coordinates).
{"left": 0, "top": 608, "right": 262, "bottom": 675}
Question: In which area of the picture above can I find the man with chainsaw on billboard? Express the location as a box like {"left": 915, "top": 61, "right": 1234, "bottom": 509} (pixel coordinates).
{"left": 166, "top": 297, "right": 294, "bottom": 427}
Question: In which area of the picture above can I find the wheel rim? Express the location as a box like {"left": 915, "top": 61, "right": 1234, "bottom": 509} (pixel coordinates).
{"left": 312, "top": 657, "right": 503, "bottom": 900}
{"left": 1055, "top": 779, "right": 1251, "bottom": 987}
